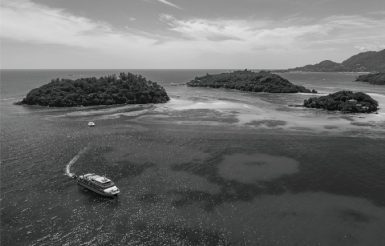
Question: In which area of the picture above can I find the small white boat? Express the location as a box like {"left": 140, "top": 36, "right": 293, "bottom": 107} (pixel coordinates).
{"left": 88, "top": 121, "right": 95, "bottom": 127}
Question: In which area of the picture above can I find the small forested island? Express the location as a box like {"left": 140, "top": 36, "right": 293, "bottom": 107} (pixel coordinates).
{"left": 18, "top": 72, "right": 170, "bottom": 107}
{"left": 356, "top": 73, "right": 385, "bottom": 85}
{"left": 303, "top": 91, "right": 378, "bottom": 113}
{"left": 187, "top": 70, "right": 317, "bottom": 93}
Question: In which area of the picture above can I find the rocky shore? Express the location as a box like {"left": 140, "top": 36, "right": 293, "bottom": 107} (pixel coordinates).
{"left": 356, "top": 73, "right": 385, "bottom": 85}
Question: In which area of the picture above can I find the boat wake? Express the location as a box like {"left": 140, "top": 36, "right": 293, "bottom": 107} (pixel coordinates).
{"left": 65, "top": 146, "right": 89, "bottom": 178}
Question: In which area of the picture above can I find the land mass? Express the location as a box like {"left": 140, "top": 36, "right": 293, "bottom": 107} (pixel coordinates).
{"left": 18, "top": 72, "right": 170, "bottom": 107}
{"left": 356, "top": 73, "right": 385, "bottom": 85}
{"left": 284, "top": 49, "right": 385, "bottom": 72}
{"left": 187, "top": 70, "right": 316, "bottom": 93}
{"left": 303, "top": 91, "right": 378, "bottom": 113}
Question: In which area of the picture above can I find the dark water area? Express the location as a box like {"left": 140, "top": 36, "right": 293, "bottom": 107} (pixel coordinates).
{"left": 1, "top": 70, "right": 385, "bottom": 245}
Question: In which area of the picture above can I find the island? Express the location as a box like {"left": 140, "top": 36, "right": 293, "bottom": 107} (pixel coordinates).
{"left": 18, "top": 72, "right": 170, "bottom": 107}
{"left": 283, "top": 49, "right": 385, "bottom": 72}
{"left": 187, "top": 70, "right": 317, "bottom": 93}
{"left": 303, "top": 91, "right": 378, "bottom": 113}
{"left": 284, "top": 60, "right": 346, "bottom": 72}
{"left": 356, "top": 73, "right": 385, "bottom": 85}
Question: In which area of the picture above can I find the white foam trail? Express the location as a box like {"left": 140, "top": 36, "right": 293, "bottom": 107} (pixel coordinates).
{"left": 65, "top": 147, "right": 89, "bottom": 178}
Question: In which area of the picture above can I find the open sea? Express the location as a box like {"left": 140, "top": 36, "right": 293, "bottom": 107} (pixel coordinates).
{"left": 1, "top": 69, "right": 385, "bottom": 245}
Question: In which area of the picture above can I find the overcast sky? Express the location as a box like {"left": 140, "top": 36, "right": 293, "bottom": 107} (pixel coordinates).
{"left": 1, "top": 0, "right": 385, "bottom": 69}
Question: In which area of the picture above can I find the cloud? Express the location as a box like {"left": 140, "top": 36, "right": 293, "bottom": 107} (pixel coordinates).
{"left": 160, "top": 14, "right": 385, "bottom": 52}
{"left": 156, "top": 0, "right": 181, "bottom": 9}
{"left": 355, "top": 44, "right": 385, "bottom": 52}
{"left": 0, "top": 0, "right": 156, "bottom": 50}
{"left": 159, "top": 14, "right": 266, "bottom": 41}
{"left": 160, "top": 14, "right": 322, "bottom": 51}
{"left": 0, "top": 0, "right": 194, "bottom": 68}
{"left": 1, "top": 0, "right": 384, "bottom": 68}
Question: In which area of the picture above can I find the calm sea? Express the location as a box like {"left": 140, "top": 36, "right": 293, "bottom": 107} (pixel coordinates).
{"left": 1, "top": 70, "right": 385, "bottom": 245}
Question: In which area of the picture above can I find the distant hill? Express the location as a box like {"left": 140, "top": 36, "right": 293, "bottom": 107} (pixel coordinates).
{"left": 187, "top": 70, "right": 317, "bottom": 93}
{"left": 286, "top": 60, "right": 346, "bottom": 72}
{"left": 285, "top": 49, "right": 385, "bottom": 72}
{"left": 342, "top": 50, "right": 385, "bottom": 72}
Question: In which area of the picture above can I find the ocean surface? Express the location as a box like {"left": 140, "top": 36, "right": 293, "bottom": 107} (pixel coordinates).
{"left": 1, "top": 69, "right": 385, "bottom": 246}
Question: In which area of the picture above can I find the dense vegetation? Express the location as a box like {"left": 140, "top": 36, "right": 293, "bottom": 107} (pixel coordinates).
{"left": 187, "top": 70, "right": 316, "bottom": 93}
{"left": 285, "top": 60, "right": 346, "bottom": 72}
{"left": 303, "top": 91, "right": 378, "bottom": 113}
{"left": 356, "top": 73, "right": 385, "bottom": 85}
{"left": 19, "top": 73, "right": 170, "bottom": 107}
{"left": 285, "top": 49, "right": 385, "bottom": 72}
{"left": 342, "top": 49, "right": 385, "bottom": 72}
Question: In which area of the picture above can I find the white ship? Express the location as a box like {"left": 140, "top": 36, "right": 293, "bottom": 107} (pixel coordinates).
{"left": 76, "top": 173, "right": 120, "bottom": 197}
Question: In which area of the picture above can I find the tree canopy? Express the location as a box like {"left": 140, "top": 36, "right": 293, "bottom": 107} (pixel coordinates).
{"left": 19, "top": 72, "right": 170, "bottom": 107}
{"left": 187, "top": 70, "right": 316, "bottom": 93}
{"left": 304, "top": 91, "right": 378, "bottom": 113}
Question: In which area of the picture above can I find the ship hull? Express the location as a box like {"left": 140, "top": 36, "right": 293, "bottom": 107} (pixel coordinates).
{"left": 77, "top": 180, "right": 118, "bottom": 197}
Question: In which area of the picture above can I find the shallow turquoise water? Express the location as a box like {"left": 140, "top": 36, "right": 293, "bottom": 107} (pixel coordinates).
{"left": 1, "top": 70, "right": 385, "bottom": 245}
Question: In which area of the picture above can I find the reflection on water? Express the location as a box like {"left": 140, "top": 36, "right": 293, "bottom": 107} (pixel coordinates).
{"left": 1, "top": 70, "right": 385, "bottom": 245}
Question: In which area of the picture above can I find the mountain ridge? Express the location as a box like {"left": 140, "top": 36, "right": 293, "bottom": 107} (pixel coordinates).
{"left": 285, "top": 49, "right": 385, "bottom": 72}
